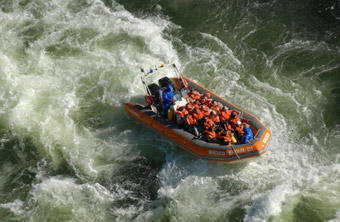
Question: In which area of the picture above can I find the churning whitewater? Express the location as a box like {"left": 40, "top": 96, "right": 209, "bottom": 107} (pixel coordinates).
{"left": 1, "top": 0, "right": 340, "bottom": 221}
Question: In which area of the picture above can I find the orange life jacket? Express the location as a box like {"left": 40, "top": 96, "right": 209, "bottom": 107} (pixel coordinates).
{"left": 235, "top": 125, "right": 244, "bottom": 137}
{"left": 211, "top": 114, "right": 221, "bottom": 124}
{"left": 193, "top": 109, "right": 204, "bottom": 121}
{"left": 184, "top": 114, "right": 196, "bottom": 126}
{"left": 188, "top": 91, "right": 201, "bottom": 101}
{"left": 203, "top": 118, "right": 215, "bottom": 129}
{"left": 145, "top": 94, "right": 153, "bottom": 106}
{"left": 202, "top": 98, "right": 212, "bottom": 107}
{"left": 185, "top": 102, "right": 193, "bottom": 110}
{"left": 200, "top": 93, "right": 211, "bottom": 99}
{"left": 184, "top": 94, "right": 192, "bottom": 102}
{"left": 218, "top": 131, "right": 232, "bottom": 145}
{"left": 200, "top": 104, "right": 211, "bottom": 116}
{"left": 205, "top": 129, "right": 217, "bottom": 141}
{"left": 176, "top": 107, "right": 189, "bottom": 118}
{"left": 220, "top": 110, "right": 231, "bottom": 122}
{"left": 211, "top": 102, "right": 221, "bottom": 112}
{"left": 230, "top": 112, "right": 240, "bottom": 128}
{"left": 223, "top": 123, "right": 232, "bottom": 131}
{"left": 190, "top": 100, "right": 201, "bottom": 110}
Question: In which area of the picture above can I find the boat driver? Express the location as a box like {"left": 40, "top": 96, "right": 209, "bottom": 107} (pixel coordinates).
{"left": 162, "top": 84, "right": 174, "bottom": 118}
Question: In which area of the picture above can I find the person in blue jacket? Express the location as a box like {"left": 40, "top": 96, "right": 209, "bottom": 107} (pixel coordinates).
{"left": 242, "top": 124, "right": 254, "bottom": 143}
{"left": 162, "top": 84, "right": 174, "bottom": 118}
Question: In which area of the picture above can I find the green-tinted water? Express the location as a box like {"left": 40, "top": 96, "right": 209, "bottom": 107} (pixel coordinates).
{"left": 0, "top": 0, "right": 340, "bottom": 221}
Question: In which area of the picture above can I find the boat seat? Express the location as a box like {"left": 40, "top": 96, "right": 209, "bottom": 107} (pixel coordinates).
{"left": 148, "top": 83, "right": 161, "bottom": 104}
{"left": 158, "top": 77, "right": 174, "bottom": 89}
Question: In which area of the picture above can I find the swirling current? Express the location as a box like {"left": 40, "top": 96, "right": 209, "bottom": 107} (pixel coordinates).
{"left": 1, "top": 0, "right": 340, "bottom": 221}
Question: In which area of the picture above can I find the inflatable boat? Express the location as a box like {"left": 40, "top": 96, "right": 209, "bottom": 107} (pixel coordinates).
{"left": 123, "top": 63, "right": 271, "bottom": 163}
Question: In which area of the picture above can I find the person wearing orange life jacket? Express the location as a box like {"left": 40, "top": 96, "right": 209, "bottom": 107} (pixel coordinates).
{"left": 192, "top": 107, "right": 204, "bottom": 124}
{"left": 183, "top": 113, "right": 199, "bottom": 137}
{"left": 188, "top": 102, "right": 198, "bottom": 116}
{"left": 184, "top": 113, "right": 196, "bottom": 127}
{"left": 184, "top": 94, "right": 191, "bottom": 103}
{"left": 210, "top": 100, "right": 222, "bottom": 112}
{"left": 176, "top": 106, "right": 188, "bottom": 117}
{"left": 204, "top": 127, "right": 217, "bottom": 142}
{"left": 185, "top": 103, "right": 194, "bottom": 115}
{"left": 192, "top": 99, "right": 201, "bottom": 109}
{"left": 200, "top": 104, "right": 211, "bottom": 117}
{"left": 223, "top": 121, "right": 232, "bottom": 132}
{"left": 215, "top": 126, "right": 224, "bottom": 136}
{"left": 235, "top": 120, "right": 244, "bottom": 139}
{"left": 201, "top": 94, "right": 212, "bottom": 107}
{"left": 203, "top": 116, "right": 216, "bottom": 130}
{"left": 176, "top": 106, "right": 188, "bottom": 126}
{"left": 218, "top": 130, "right": 233, "bottom": 145}
{"left": 210, "top": 110, "right": 221, "bottom": 125}
{"left": 188, "top": 89, "right": 201, "bottom": 101}
{"left": 229, "top": 111, "right": 241, "bottom": 128}
{"left": 220, "top": 106, "right": 231, "bottom": 122}
{"left": 200, "top": 92, "right": 211, "bottom": 100}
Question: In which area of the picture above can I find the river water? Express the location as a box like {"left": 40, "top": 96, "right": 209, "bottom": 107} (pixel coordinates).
{"left": 1, "top": 0, "right": 340, "bottom": 221}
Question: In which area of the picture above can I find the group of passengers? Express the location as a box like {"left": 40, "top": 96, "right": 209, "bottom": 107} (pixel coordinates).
{"left": 172, "top": 88, "right": 254, "bottom": 145}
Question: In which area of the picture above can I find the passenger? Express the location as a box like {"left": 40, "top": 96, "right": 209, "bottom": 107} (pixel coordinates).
{"left": 210, "top": 111, "right": 221, "bottom": 125}
{"left": 162, "top": 84, "right": 174, "bottom": 118}
{"left": 204, "top": 127, "right": 217, "bottom": 142}
{"left": 235, "top": 121, "right": 244, "bottom": 139}
{"left": 215, "top": 126, "right": 224, "bottom": 136}
{"left": 203, "top": 116, "right": 216, "bottom": 130}
{"left": 184, "top": 94, "right": 192, "bottom": 103}
{"left": 211, "top": 100, "right": 222, "bottom": 113}
{"left": 223, "top": 121, "right": 232, "bottom": 131}
{"left": 200, "top": 92, "right": 211, "bottom": 100}
{"left": 176, "top": 106, "right": 188, "bottom": 116}
{"left": 201, "top": 93, "right": 212, "bottom": 107}
{"left": 192, "top": 107, "right": 205, "bottom": 125}
{"left": 185, "top": 103, "right": 194, "bottom": 115}
{"left": 220, "top": 106, "right": 231, "bottom": 122}
{"left": 183, "top": 113, "right": 199, "bottom": 137}
{"left": 192, "top": 99, "right": 201, "bottom": 109}
{"left": 229, "top": 111, "right": 241, "bottom": 128}
{"left": 188, "top": 89, "right": 201, "bottom": 101}
{"left": 184, "top": 113, "right": 196, "bottom": 127}
{"left": 242, "top": 124, "right": 254, "bottom": 144}
{"left": 218, "top": 130, "right": 233, "bottom": 145}
{"left": 184, "top": 89, "right": 194, "bottom": 102}
{"left": 176, "top": 106, "right": 188, "bottom": 126}
{"left": 200, "top": 104, "right": 211, "bottom": 116}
